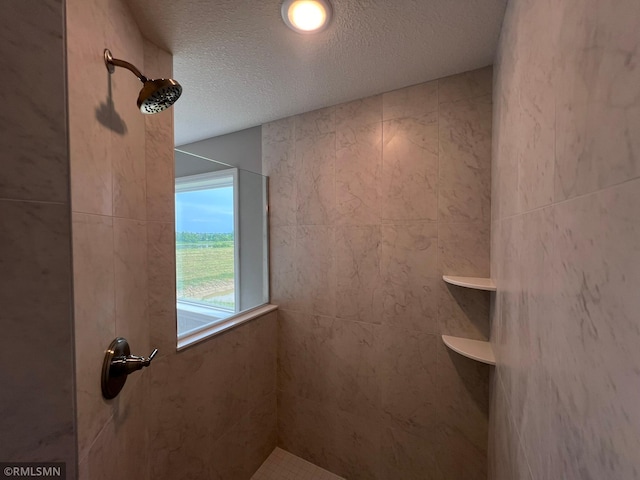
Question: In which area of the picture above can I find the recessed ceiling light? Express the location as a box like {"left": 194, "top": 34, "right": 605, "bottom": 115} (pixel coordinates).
{"left": 281, "top": 0, "right": 333, "bottom": 34}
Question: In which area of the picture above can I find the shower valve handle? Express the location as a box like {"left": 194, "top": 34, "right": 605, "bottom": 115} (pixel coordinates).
{"left": 111, "top": 348, "right": 158, "bottom": 376}
{"left": 101, "top": 338, "right": 158, "bottom": 399}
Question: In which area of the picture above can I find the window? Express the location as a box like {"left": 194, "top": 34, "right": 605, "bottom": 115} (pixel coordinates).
{"left": 174, "top": 150, "right": 270, "bottom": 350}
{"left": 175, "top": 170, "right": 239, "bottom": 337}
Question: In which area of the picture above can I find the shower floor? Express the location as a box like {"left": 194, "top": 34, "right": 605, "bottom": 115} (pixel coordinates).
{"left": 251, "top": 448, "right": 344, "bottom": 480}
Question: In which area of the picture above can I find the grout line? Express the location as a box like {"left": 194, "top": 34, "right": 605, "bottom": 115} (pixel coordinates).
{"left": 0, "top": 197, "right": 67, "bottom": 206}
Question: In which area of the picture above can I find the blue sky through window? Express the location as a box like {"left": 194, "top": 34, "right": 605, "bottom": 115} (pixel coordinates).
{"left": 175, "top": 187, "right": 234, "bottom": 233}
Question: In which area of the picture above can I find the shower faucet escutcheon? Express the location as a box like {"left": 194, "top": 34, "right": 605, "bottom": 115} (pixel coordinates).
{"left": 103, "top": 48, "right": 182, "bottom": 114}
{"left": 101, "top": 337, "right": 158, "bottom": 399}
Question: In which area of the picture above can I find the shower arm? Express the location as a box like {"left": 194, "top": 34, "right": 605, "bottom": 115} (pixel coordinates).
{"left": 104, "top": 49, "right": 148, "bottom": 82}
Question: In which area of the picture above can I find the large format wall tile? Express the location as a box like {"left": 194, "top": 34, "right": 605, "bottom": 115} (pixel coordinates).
{"left": 147, "top": 221, "right": 177, "bottom": 357}
{"left": 336, "top": 121, "right": 382, "bottom": 225}
{"left": 379, "top": 327, "right": 438, "bottom": 440}
{"left": 554, "top": 0, "right": 640, "bottom": 202}
{"left": 145, "top": 41, "right": 175, "bottom": 222}
{"left": 435, "top": 342, "right": 489, "bottom": 480}
{"left": 546, "top": 179, "right": 640, "bottom": 479}
{"left": 278, "top": 311, "right": 379, "bottom": 421}
{"left": 490, "top": 1, "right": 640, "bottom": 478}
{"left": 381, "top": 223, "right": 439, "bottom": 332}
{"left": 263, "top": 117, "right": 297, "bottom": 227}
{"left": 383, "top": 81, "right": 438, "bottom": 121}
{"left": 439, "top": 66, "right": 493, "bottom": 104}
{"left": 0, "top": 1, "right": 69, "bottom": 203}
{"left": 439, "top": 95, "right": 492, "bottom": 223}
{"left": 335, "top": 225, "right": 382, "bottom": 324}
{"left": 72, "top": 213, "right": 115, "bottom": 460}
{"left": 2, "top": 2, "right": 76, "bottom": 474}
{"left": 0, "top": 200, "right": 75, "bottom": 469}
{"left": 381, "top": 114, "right": 439, "bottom": 223}
{"left": 67, "top": 0, "right": 111, "bottom": 216}
{"left": 267, "top": 68, "right": 492, "bottom": 479}
{"left": 149, "top": 313, "right": 277, "bottom": 480}
{"left": 295, "top": 108, "right": 336, "bottom": 226}
{"left": 295, "top": 225, "right": 336, "bottom": 316}
{"left": 114, "top": 218, "right": 149, "bottom": 353}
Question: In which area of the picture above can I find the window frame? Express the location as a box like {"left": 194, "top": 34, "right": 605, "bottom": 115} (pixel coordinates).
{"left": 174, "top": 168, "right": 241, "bottom": 340}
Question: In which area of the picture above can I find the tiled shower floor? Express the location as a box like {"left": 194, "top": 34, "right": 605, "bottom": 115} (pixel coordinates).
{"left": 251, "top": 448, "right": 345, "bottom": 480}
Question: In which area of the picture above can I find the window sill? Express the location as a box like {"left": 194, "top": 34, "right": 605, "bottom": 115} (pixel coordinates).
{"left": 176, "top": 303, "right": 278, "bottom": 351}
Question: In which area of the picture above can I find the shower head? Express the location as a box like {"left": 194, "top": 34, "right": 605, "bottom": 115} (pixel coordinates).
{"left": 104, "top": 49, "right": 182, "bottom": 114}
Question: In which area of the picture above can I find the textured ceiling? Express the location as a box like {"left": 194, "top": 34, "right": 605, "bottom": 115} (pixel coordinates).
{"left": 128, "top": 0, "right": 507, "bottom": 146}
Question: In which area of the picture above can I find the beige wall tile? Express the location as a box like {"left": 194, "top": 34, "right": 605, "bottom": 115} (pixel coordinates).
{"left": 0, "top": 200, "right": 75, "bottom": 466}
{"left": 491, "top": 1, "right": 640, "bottom": 478}
{"left": 267, "top": 69, "right": 492, "bottom": 479}
{"left": 72, "top": 213, "right": 115, "bottom": 460}
{"left": 295, "top": 226, "right": 336, "bottom": 316}
{"left": 86, "top": 376, "right": 150, "bottom": 480}
{"left": 380, "top": 426, "right": 439, "bottom": 480}
{"left": 278, "top": 311, "right": 380, "bottom": 421}
{"left": 147, "top": 221, "right": 176, "bottom": 357}
{"left": 295, "top": 131, "right": 336, "bottom": 225}
{"left": 383, "top": 81, "right": 438, "bottom": 121}
{"left": 379, "top": 327, "right": 438, "bottom": 440}
{"left": 435, "top": 342, "right": 489, "bottom": 479}
{"left": 67, "top": 0, "right": 112, "bottom": 216}
{"left": 381, "top": 224, "right": 439, "bottom": 332}
{"left": 335, "top": 225, "right": 382, "bottom": 324}
{"left": 263, "top": 118, "right": 297, "bottom": 227}
{"left": 114, "top": 217, "right": 149, "bottom": 352}
{"left": 244, "top": 393, "right": 278, "bottom": 475}
{"left": 336, "top": 95, "right": 382, "bottom": 130}
{"left": 439, "top": 95, "right": 492, "bottom": 223}
{"left": 247, "top": 312, "right": 278, "bottom": 405}
{"left": 277, "top": 391, "right": 381, "bottom": 480}
{"left": 382, "top": 114, "right": 439, "bottom": 223}
{"left": 296, "top": 106, "right": 336, "bottom": 137}
{"left": 438, "top": 282, "right": 490, "bottom": 340}
{"left": 438, "top": 222, "right": 490, "bottom": 277}
{"left": 269, "top": 226, "right": 300, "bottom": 310}
{"left": 554, "top": 0, "right": 640, "bottom": 201}
{"left": 438, "top": 66, "right": 493, "bottom": 104}
{"left": 145, "top": 40, "right": 175, "bottom": 222}
{"left": 112, "top": 83, "right": 147, "bottom": 220}
{"left": 0, "top": 0, "right": 69, "bottom": 203}
{"left": 336, "top": 121, "right": 382, "bottom": 225}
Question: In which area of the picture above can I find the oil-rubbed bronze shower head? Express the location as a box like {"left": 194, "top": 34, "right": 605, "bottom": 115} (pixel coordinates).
{"left": 104, "top": 49, "right": 182, "bottom": 114}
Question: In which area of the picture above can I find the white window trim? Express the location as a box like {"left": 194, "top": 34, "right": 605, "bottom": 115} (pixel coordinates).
{"left": 177, "top": 304, "right": 278, "bottom": 351}
{"left": 175, "top": 169, "right": 242, "bottom": 344}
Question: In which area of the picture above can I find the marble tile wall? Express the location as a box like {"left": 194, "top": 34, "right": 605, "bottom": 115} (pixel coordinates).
{"left": 264, "top": 67, "right": 493, "bottom": 479}
{"left": 67, "top": 0, "right": 152, "bottom": 477}
{"left": 143, "top": 44, "right": 277, "bottom": 480}
{"left": 0, "top": 1, "right": 76, "bottom": 476}
{"left": 68, "top": 2, "right": 277, "bottom": 476}
{"left": 489, "top": 0, "right": 640, "bottom": 478}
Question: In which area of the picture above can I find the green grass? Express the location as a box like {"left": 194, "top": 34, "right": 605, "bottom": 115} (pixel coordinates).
{"left": 176, "top": 240, "right": 235, "bottom": 293}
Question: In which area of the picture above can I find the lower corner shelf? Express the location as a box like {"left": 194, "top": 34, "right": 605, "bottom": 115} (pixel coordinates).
{"left": 442, "top": 275, "right": 496, "bottom": 291}
{"left": 442, "top": 335, "right": 496, "bottom": 366}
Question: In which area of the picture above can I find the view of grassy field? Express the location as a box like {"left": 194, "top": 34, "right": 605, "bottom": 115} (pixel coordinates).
{"left": 176, "top": 238, "right": 235, "bottom": 309}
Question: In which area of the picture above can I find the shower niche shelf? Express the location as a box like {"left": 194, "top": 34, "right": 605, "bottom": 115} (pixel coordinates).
{"left": 442, "top": 275, "right": 496, "bottom": 291}
{"left": 441, "top": 274, "right": 496, "bottom": 365}
{"left": 442, "top": 335, "right": 495, "bottom": 365}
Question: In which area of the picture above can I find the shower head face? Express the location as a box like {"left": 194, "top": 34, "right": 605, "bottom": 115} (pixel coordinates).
{"left": 137, "top": 78, "right": 183, "bottom": 114}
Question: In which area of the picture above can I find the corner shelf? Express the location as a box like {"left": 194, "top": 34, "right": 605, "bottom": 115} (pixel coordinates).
{"left": 442, "top": 335, "right": 495, "bottom": 366}
{"left": 442, "top": 275, "right": 496, "bottom": 291}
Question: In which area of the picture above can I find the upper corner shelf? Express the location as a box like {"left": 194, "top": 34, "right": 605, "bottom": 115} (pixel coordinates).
{"left": 442, "top": 335, "right": 496, "bottom": 366}
{"left": 442, "top": 275, "right": 496, "bottom": 292}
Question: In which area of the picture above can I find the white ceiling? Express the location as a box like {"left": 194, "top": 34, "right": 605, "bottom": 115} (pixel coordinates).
{"left": 128, "top": 0, "right": 508, "bottom": 146}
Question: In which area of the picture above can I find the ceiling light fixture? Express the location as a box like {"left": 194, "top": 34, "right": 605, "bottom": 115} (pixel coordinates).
{"left": 281, "top": 0, "right": 333, "bottom": 34}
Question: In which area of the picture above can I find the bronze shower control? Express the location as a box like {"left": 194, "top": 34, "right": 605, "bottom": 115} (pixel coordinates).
{"left": 101, "top": 337, "right": 157, "bottom": 399}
